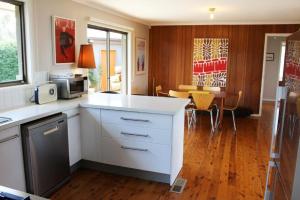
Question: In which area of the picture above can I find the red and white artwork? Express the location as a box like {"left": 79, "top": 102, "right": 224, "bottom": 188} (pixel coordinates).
{"left": 192, "top": 38, "right": 229, "bottom": 87}
{"left": 53, "top": 16, "right": 75, "bottom": 64}
{"left": 285, "top": 40, "right": 300, "bottom": 91}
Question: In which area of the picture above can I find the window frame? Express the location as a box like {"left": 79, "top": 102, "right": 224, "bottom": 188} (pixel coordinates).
{"left": 87, "top": 24, "right": 128, "bottom": 93}
{"left": 0, "top": 0, "right": 27, "bottom": 87}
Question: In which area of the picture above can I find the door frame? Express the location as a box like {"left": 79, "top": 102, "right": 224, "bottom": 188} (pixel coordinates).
{"left": 87, "top": 18, "right": 134, "bottom": 95}
{"left": 256, "top": 33, "right": 291, "bottom": 117}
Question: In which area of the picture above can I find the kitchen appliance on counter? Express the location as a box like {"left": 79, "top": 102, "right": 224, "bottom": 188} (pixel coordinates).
{"left": 50, "top": 75, "right": 88, "bottom": 99}
{"left": 264, "top": 30, "right": 300, "bottom": 200}
{"left": 21, "top": 113, "right": 70, "bottom": 197}
{"left": 34, "top": 84, "right": 57, "bottom": 104}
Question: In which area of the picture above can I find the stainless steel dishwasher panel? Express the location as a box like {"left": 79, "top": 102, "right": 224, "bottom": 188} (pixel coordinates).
{"left": 21, "top": 113, "right": 70, "bottom": 197}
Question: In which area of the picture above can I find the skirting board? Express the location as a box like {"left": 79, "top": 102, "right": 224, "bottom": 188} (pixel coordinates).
{"left": 70, "top": 160, "right": 170, "bottom": 184}
{"left": 70, "top": 161, "right": 81, "bottom": 174}
{"left": 263, "top": 99, "right": 276, "bottom": 102}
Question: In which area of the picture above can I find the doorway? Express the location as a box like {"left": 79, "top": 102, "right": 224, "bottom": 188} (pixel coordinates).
{"left": 87, "top": 25, "right": 127, "bottom": 94}
{"left": 258, "top": 33, "right": 290, "bottom": 116}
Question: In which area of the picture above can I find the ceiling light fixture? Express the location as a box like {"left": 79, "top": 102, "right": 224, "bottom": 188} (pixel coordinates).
{"left": 209, "top": 7, "right": 216, "bottom": 20}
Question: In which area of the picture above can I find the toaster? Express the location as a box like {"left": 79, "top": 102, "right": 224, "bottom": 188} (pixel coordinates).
{"left": 34, "top": 83, "right": 58, "bottom": 104}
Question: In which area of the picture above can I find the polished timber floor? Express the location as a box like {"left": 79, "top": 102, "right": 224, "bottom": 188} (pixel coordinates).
{"left": 51, "top": 102, "right": 274, "bottom": 200}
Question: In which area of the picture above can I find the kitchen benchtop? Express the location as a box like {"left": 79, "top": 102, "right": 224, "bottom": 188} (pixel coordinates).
{"left": 80, "top": 93, "right": 190, "bottom": 114}
{"left": 0, "top": 93, "right": 189, "bottom": 131}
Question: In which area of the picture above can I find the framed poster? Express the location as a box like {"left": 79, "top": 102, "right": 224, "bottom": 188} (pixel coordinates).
{"left": 136, "top": 38, "right": 146, "bottom": 75}
{"left": 266, "top": 52, "right": 274, "bottom": 61}
{"left": 52, "top": 16, "right": 76, "bottom": 64}
{"left": 192, "top": 38, "right": 229, "bottom": 87}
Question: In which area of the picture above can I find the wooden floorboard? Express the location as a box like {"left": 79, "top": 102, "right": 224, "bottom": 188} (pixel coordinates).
{"left": 51, "top": 103, "right": 274, "bottom": 200}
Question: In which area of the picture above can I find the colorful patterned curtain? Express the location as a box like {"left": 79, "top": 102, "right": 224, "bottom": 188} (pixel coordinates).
{"left": 192, "top": 38, "right": 229, "bottom": 87}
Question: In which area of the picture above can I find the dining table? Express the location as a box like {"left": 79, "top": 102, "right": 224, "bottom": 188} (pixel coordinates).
{"left": 187, "top": 90, "right": 226, "bottom": 129}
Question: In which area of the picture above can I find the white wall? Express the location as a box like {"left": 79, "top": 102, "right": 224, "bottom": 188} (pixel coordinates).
{"left": 0, "top": 0, "right": 149, "bottom": 111}
{"left": 262, "top": 36, "right": 286, "bottom": 101}
{"left": 35, "top": 0, "right": 149, "bottom": 91}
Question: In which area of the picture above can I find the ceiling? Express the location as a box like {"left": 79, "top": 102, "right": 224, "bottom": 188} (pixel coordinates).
{"left": 75, "top": 0, "right": 300, "bottom": 26}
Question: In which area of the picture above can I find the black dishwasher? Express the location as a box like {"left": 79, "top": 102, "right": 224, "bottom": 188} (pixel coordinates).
{"left": 21, "top": 113, "right": 70, "bottom": 197}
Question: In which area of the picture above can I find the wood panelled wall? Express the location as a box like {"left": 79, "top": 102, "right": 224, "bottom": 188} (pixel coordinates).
{"left": 148, "top": 25, "right": 300, "bottom": 113}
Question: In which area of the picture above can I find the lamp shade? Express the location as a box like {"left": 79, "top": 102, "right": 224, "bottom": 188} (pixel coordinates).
{"left": 77, "top": 44, "right": 96, "bottom": 69}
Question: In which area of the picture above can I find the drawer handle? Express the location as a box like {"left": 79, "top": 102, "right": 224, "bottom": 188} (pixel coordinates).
{"left": 120, "top": 132, "right": 149, "bottom": 137}
{"left": 120, "top": 117, "right": 150, "bottom": 123}
{"left": 0, "top": 134, "right": 19, "bottom": 144}
{"left": 121, "top": 145, "right": 148, "bottom": 152}
{"left": 43, "top": 126, "right": 59, "bottom": 135}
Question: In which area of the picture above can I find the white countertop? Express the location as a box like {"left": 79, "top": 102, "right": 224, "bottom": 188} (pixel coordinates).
{"left": 80, "top": 93, "right": 190, "bottom": 115}
{"left": 0, "top": 93, "right": 189, "bottom": 131}
{"left": 0, "top": 185, "right": 48, "bottom": 200}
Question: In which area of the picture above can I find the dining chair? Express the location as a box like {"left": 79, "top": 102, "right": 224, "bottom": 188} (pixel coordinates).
{"left": 169, "top": 90, "right": 190, "bottom": 98}
{"left": 224, "top": 90, "right": 243, "bottom": 132}
{"left": 191, "top": 92, "right": 218, "bottom": 133}
{"left": 203, "top": 86, "right": 221, "bottom": 92}
{"left": 169, "top": 90, "right": 196, "bottom": 129}
{"left": 178, "top": 84, "right": 197, "bottom": 91}
{"left": 155, "top": 85, "right": 169, "bottom": 96}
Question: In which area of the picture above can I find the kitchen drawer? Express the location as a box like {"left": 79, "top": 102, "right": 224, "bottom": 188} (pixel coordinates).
{"left": 0, "top": 126, "right": 19, "bottom": 141}
{"left": 101, "top": 137, "right": 171, "bottom": 174}
{"left": 102, "top": 123, "right": 171, "bottom": 145}
{"left": 101, "top": 109, "right": 172, "bottom": 130}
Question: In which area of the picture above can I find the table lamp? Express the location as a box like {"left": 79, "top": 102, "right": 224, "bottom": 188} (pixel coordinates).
{"left": 77, "top": 44, "right": 96, "bottom": 70}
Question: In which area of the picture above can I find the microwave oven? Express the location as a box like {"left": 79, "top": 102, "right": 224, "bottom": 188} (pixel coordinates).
{"left": 50, "top": 76, "right": 88, "bottom": 99}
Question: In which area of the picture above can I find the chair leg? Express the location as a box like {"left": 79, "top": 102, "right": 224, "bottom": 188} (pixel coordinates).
{"left": 215, "top": 108, "right": 219, "bottom": 130}
{"left": 193, "top": 110, "right": 197, "bottom": 125}
{"left": 187, "top": 110, "right": 192, "bottom": 129}
{"left": 210, "top": 110, "right": 215, "bottom": 133}
{"left": 187, "top": 111, "right": 190, "bottom": 129}
{"left": 232, "top": 110, "right": 237, "bottom": 132}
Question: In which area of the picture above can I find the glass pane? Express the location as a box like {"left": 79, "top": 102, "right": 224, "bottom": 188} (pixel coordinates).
{"left": 0, "top": 1, "right": 23, "bottom": 83}
{"left": 87, "top": 27, "right": 127, "bottom": 94}
{"left": 109, "top": 31, "right": 127, "bottom": 94}
{"left": 69, "top": 80, "right": 84, "bottom": 94}
{"left": 87, "top": 28, "right": 108, "bottom": 92}
{"left": 278, "top": 42, "right": 286, "bottom": 82}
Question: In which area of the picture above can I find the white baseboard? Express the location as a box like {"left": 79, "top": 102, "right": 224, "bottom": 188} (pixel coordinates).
{"left": 263, "top": 98, "right": 276, "bottom": 102}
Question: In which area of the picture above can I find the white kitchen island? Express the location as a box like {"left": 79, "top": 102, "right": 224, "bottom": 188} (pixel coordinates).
{"left": 0, "top": 93, "right": 189, "bottom": 191}
{"left": 80, "top": 93, "right": 190, "bottom": 185}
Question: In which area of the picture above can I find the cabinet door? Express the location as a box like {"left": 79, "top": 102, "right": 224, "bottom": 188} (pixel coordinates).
{"left": 0, "top": 126, "right": 26, "bottom": 191}
{"left": 80, "top": 108, "right": 101, "bottom": 162}
{"left": 67, "top": 114, "right": 82, "bottom": 166}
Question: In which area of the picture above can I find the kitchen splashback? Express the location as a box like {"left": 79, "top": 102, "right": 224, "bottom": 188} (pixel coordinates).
{"left": 0, "top": 71, "right": 48, "bottom": 111}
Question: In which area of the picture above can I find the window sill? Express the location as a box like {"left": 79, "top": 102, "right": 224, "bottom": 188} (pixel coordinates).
{"left": 0, "top": 83, "right": 33, "bottom": 91}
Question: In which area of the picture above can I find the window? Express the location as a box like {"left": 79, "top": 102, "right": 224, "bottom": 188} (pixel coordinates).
{"left": 278, "top": 41, "right": 286, "bottom": 82}
{"left": 87, "top": 25, "right": 127, "bottom": 94}
{"left": 0, "top": 0, "right": 27, "bottom": 86}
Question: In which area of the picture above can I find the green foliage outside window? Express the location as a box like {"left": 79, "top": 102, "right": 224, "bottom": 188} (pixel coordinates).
{"left": 0, "top": 41, "right": 18, "bottom": 82}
